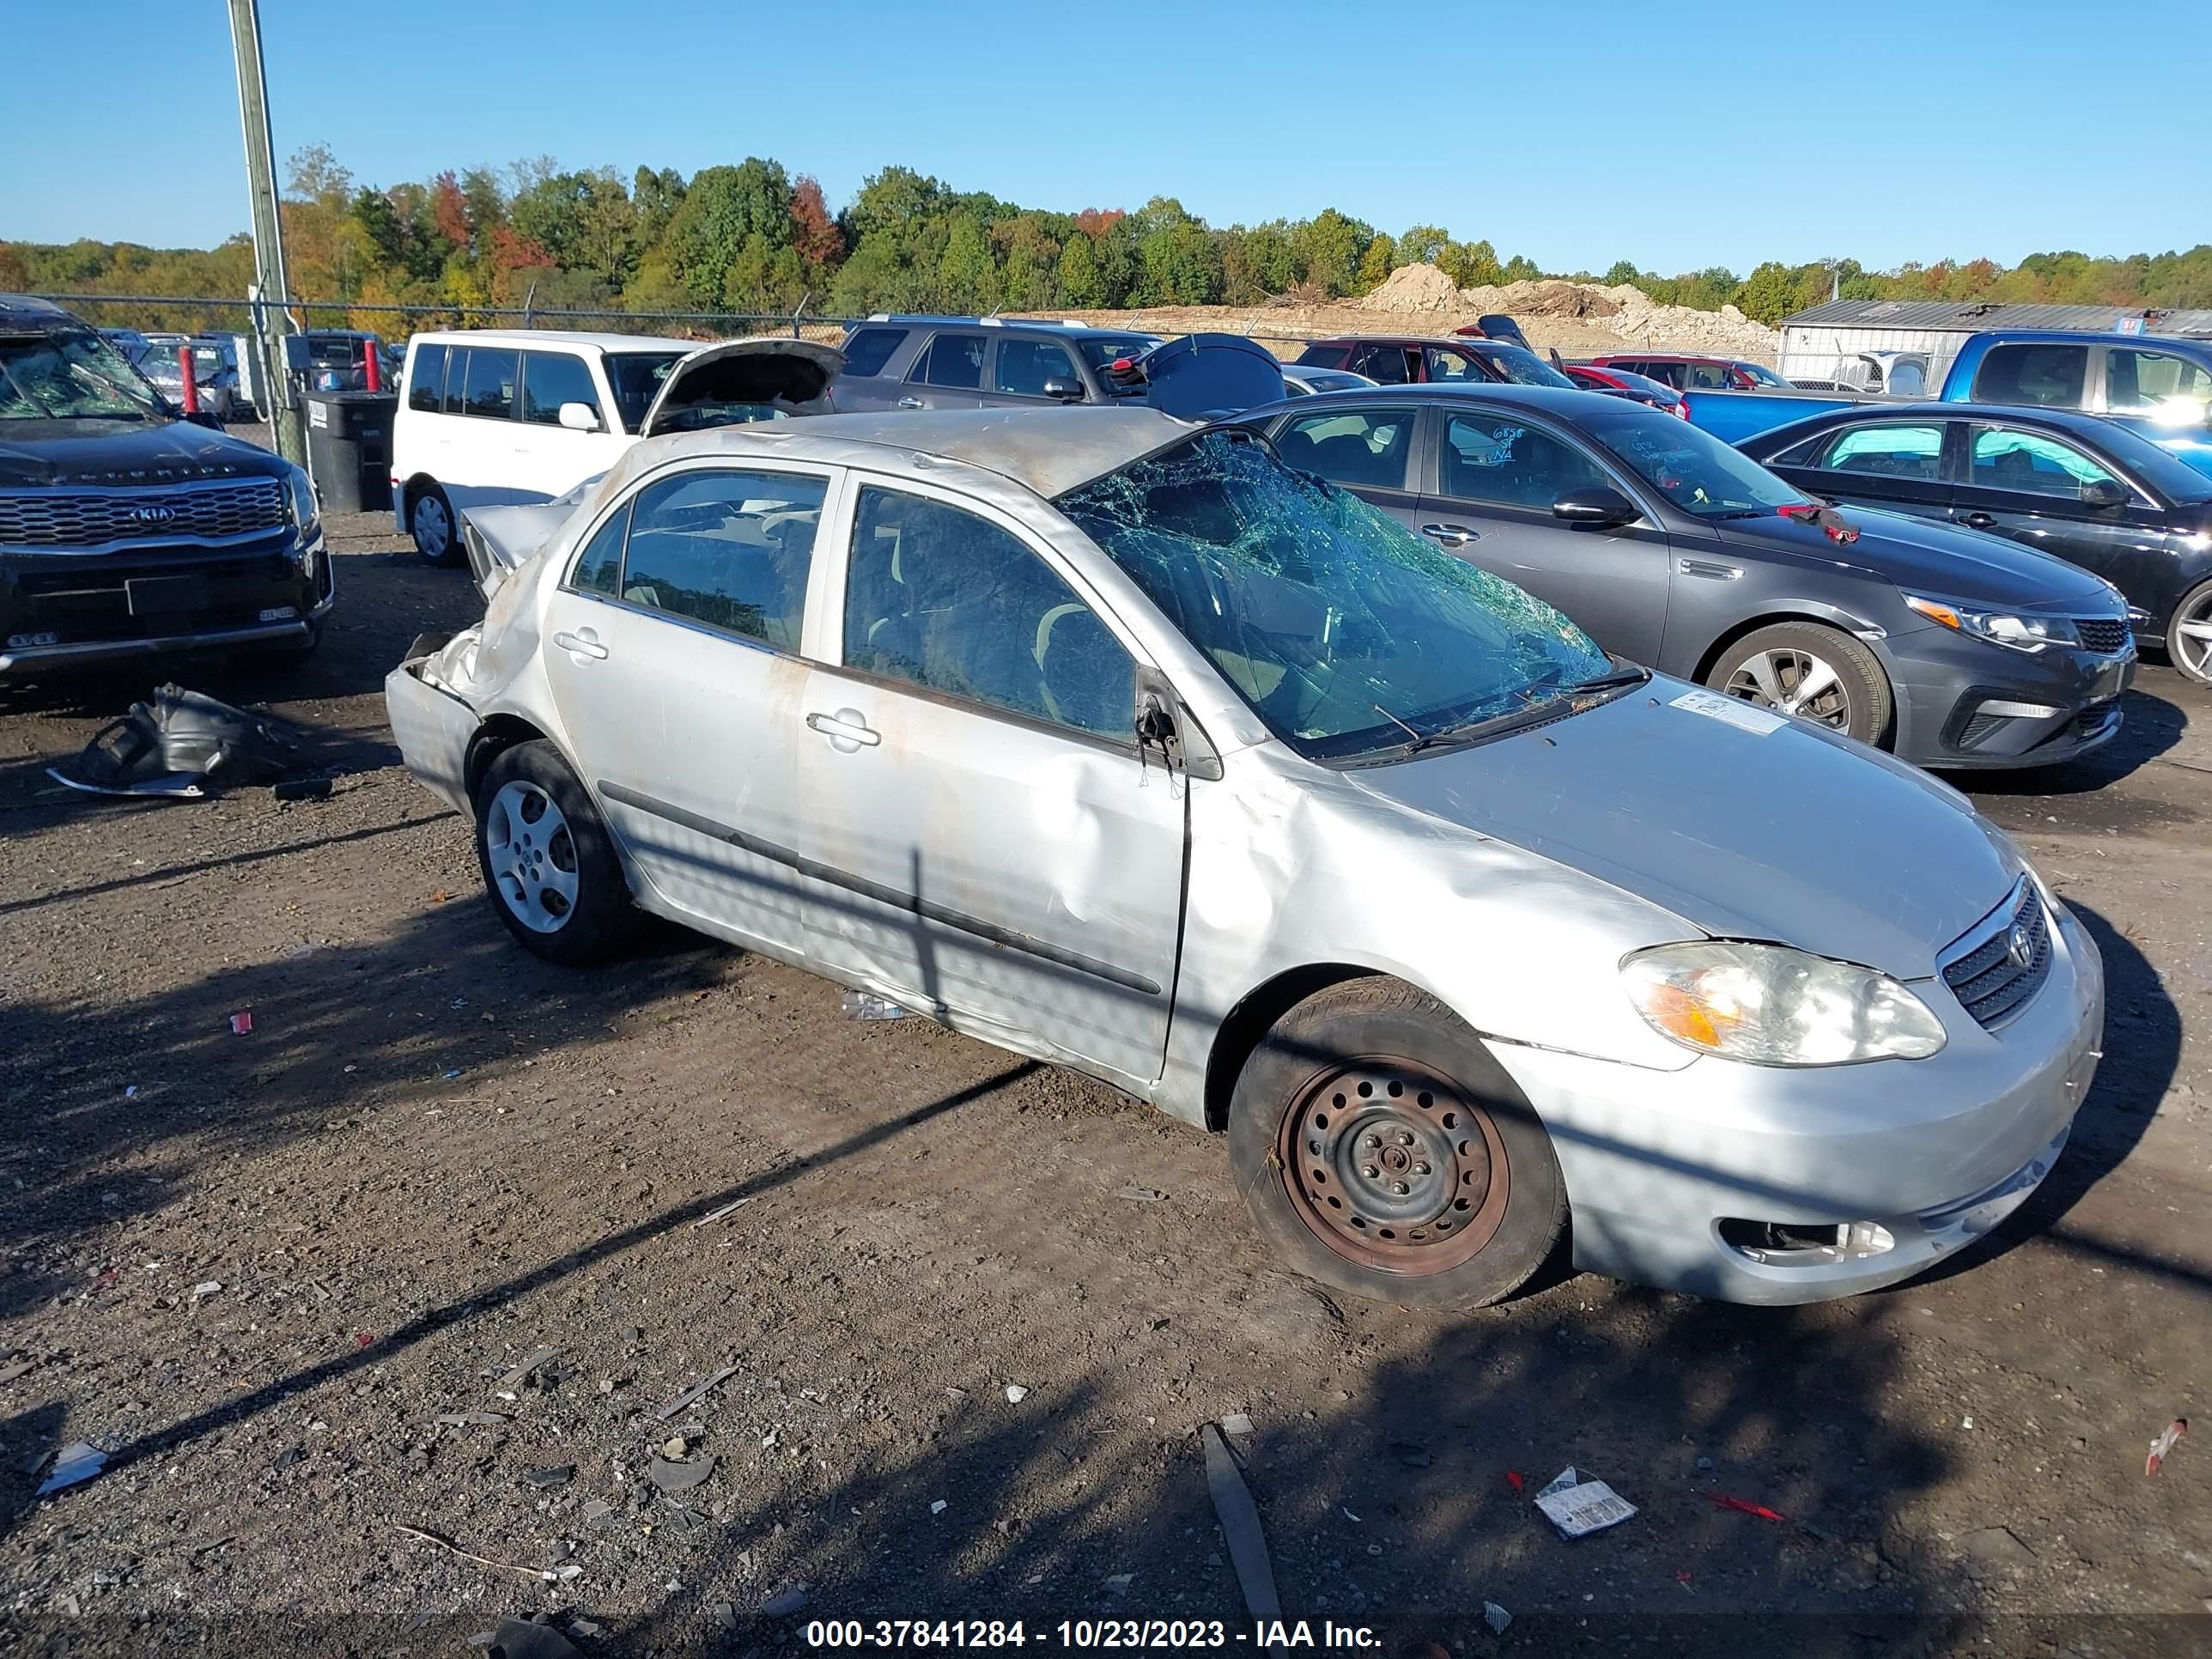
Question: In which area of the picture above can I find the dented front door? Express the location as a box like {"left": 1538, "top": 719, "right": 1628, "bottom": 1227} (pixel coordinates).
{"left": 788, "top": 478, "right": 1186, "bottom": 1086}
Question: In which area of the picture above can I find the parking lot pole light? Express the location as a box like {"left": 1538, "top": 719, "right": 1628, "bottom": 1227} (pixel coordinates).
{"left": 225, "top": 0, "right": 310, "bottom": 471}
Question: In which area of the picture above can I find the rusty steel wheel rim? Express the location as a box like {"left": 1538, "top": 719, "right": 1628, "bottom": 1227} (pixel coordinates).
{"left": 1275, "top": 1058, "right": 1510, "bottom": 1274}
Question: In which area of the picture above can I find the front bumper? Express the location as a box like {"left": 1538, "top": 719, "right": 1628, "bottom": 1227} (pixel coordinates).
{"left": 1884, "top": 625, "right": 2135, "bottom": 769}
{"left": 1486, "top": 895, "right": 2104, "bottom": 1304}
{"left": 384, "top": 653, "right": 477, "bottom": 816}
{"left": 0, "top": 532, "right": 332, "bottom": 677}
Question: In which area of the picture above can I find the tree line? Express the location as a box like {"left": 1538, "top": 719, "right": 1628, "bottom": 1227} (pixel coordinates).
{"left": 5, "top": 145, "right": 2209, "bottom": 335}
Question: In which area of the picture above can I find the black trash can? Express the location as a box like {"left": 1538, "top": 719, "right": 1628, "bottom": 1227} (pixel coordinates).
{"left": 304, "top": 391, "right": 398, "bottom": 514}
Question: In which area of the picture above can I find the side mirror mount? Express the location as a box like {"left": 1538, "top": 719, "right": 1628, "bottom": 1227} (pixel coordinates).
{"left": 1553, "top": 484, "right": 1638, "bottom": 528}
{"left": 1041, "top": 377, "right": 1085, "bottom": 403}
{"left": 557, "top": 401, "right": 601, "bottom": 432}
{"left": 2080, "top": 477, "right": 2129, "bottom": 509}
{"left": 1133, "top": 669, "right": 1223, "bottom": 782}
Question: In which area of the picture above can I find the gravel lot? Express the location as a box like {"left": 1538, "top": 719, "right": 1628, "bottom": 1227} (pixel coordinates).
{"left": 0, "top": 474, "right": 2208, "bottom": 1656}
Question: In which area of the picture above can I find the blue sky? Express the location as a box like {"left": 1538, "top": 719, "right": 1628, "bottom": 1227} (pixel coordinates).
{"left": 9, "top": 0, "right": 2208, "bottom": 276}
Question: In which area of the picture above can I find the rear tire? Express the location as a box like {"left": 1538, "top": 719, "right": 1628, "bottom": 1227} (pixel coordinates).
{"left": 472, "top": 741, "right": 640, "bottom": 964}
{"left": 2165, "top": 578, "right": 2212, "bottom": 685}
{"left": 410, "top": 483, "right": 460, "bottom": 567}
{"left": 1227, "top": 978, "right": 1567, "bottom": 1311}
{"left": 1705, "top": 620, "right": 1893, "bottom": 746}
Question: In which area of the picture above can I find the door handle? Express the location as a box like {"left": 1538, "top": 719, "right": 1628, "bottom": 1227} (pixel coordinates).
{"left": 807, "top": 709, "right": 881, "bottom": 749}
{"left": 1960, "top": 511, "right": 1998, "bottom": 530}
{"left": 895, "top": 397, "right": 926, "bottom": 410}
{"left": 1419, "top": 523, "right": 1479, "bottom": 548}
{"left": 552, "top": 629, "right": 608, "bottom": 660}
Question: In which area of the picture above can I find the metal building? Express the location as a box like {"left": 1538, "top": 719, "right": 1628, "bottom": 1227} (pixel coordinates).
{"left": 1778, "top": 299, "right": 2212, "bottom": 386}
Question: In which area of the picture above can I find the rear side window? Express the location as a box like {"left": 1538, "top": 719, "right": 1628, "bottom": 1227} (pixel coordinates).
{"left": 1424, "top": 348, "right": 1487, "bottom": 383}
{"left": 1802, "top": 422, "right": 1945, "bottom": 481}
{"left": 994, "top": 338, "right": 1079, "bottom": 397}
{"left": 1348, "top": 343, "right": 1413, "bottom": 384}
{"left": 910, "top": 334, "right": 986, "bottom": 389}
{"left": 1294, "top": 343, "right": 1352, "bottom": 370}
{"left": 461, "top": 349, "right": 518, "bottom": 420}
{"left": 1275, "top": 409, "right": 1419, "bottom": 490}
{"left": 520, "top": 351, "right": 601, "bottom": 426}
{"left": 620, "top": 469, "right": 828, "bottom": 650}
{"left": 570, "top": 499, "right": 630, "bottom": 595}
{"left": 407, "top": 343, "right": 447, "bottom": 413}
{"left": 840, "top": 328, "right": 908, "bottom": 379}
{"left": 1973, "top": 343, "right": 2087, "bottom": 409}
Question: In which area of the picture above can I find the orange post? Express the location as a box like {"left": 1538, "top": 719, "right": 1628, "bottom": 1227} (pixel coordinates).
{"left": 362, "top": 339, "right": 381, "bottom": 393}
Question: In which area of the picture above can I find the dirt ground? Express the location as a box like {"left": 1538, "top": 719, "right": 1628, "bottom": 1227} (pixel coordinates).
{"left": 0, "top": 471, "right": 2208, "bottom": 1656}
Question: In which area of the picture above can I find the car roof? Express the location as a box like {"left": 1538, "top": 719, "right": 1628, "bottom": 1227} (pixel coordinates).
{"left": 0, "top": 293, "right": 76, "bottom": 332}
{"left": 1249, "top": 383, "right": 1616, "bottom": 421}
{"left": 857, "top": 314, "right": 1157, "bottom": 337}
{"left": 621, "top": 406, "right": 1194, "bottom": 499}
{"left": 408, "top": 329, "right": 699, "bottom": 352}
{"left": 1310, "top": 334, "right": 1492, "bottom": 349}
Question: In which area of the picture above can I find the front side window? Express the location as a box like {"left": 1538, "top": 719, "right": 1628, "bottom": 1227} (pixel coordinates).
{"left": 1075, "top": 336, "right": 1159, "bottom": 372}
{"left": 1424, "top": 348, "right": 1486, "bottom": 383}
{"left": 1057, "top": 430, "right": 1612, "bottom": 763}
{"left": 520, "top": 352, "right": 601, "bottom": 427}
{"left": 1276, "top": 409, "right": 1418, "bottom": 490}
{"left": 1973, "top": 343, "right": 2087, "bottom": 409}
{"left": 1805, "top": 422, "right": 1946, "bottom": 482}
{"left": 1582, "top": 403, "right": 1810, "bottom": 518}
{"left": 1971, "top": 428, "right": 2123, "bottom": 499}
{"left": 1737, "top": 362, "right": 1790, "bottom": 388}
{"left": 1440, "top": 412, "right": 1612, "bottom": 507}
{"left": 407, "top": 343, "right": 448, "bottom": 413}
{"left": 2106, "top": 349, "right": 2212, "bottom": 422}
{"left": 993, "top": 338, "right": 1079, "bottom": 398}
{"left": 602, "top": 353, "right": 685, "bottom": 432}
{"left": 839, "top": 327, "right": 908, "bottom": 379}
{"left": 910, "top": 334, "right": 986, "bottom": 389}
{"left": 619, "top": 469, "right": 827, "bottom": 649}
{"left": 569, "top": 499, "right": 631, "bottom": 595}
{"left": 1349, "top": 343, "right": 1413, "bottom": 384}
{"left": 1685, "top": 362, "right": 1735, "bottom": 389}
{"left": 461, "top": 348, "right": 518, "bottom": 420}
{"left": 842, "top": 487, "right": 1136, "bottom": 741}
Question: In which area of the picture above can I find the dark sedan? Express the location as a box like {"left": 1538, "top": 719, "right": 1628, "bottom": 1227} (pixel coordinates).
{"left": 1740, "top": 404, "right": 2212, "bottom": 684}
{"left": 1242, "top": 385, "right": 2136, "bottom": 769}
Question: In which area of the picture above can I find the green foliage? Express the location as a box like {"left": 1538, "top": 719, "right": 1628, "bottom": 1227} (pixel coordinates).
{"left": 1292, "top": 208, "right": 1374, "bottom": 297}
{"left": 1355, "top": 233, "right": 1396, "bottom": 295}
{"left": 1055, "top": 231, "right": 1105, "bottom": 309}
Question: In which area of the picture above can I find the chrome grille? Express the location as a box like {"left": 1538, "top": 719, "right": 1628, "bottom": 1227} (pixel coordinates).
{"left": 2075, "top": 617, "right": 2129, "bottom": 655}
{"left": 1941, "top": 881, "right": 2052, "bottom": 1029}
{"left": 0, "top": 482, "right": 287, "bottom": 549}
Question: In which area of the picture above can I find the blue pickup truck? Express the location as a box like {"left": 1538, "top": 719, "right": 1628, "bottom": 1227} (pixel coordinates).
{"left": 1687, "top": 330, "right": 2212, "bottom": 477}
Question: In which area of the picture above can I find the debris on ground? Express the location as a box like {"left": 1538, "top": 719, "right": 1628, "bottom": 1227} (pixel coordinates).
{"left": 1103, "top": 1572, "right": 1133, "bottom": 1596}
{"left": 840, "top": 991, "right": 911, "bottom": 1021}
{"left": 33, "top": 1442, "right": 108, "bottom": 1496}
{"left": 190, "top": 1280, "right": 222, "bottom": 1301}
{"left": 647, "top": 1455, "right": 714, "bottom": 1492}
{"left": 930, "top": 1498, "right": 948, "bottom": 1515}
{"left": 1484, "top": 1601, "right": 1513, "bottom": 1634}
{"left": 1221, "top": 1413, "right": 1255, "bottom": 1437}
{"left": 1004, "top": 1384, "right": 1030, "bottom": 1404}
{"left": 1533, "top": 1467, "right": 1638, "bottom": 1538}
{"left": 483, "top": 1617, "right": 586, "bottom": 1659}
{"left": 387, "top": 1520, "right": 557, "bottom": 1582}
{"left": 270, "top": 776, "right": 333, "bottom": 802}
{"left": 1709, "top": 1494, "right": 1786, "bottom": 1522}
{"left": 436, "top": 1412, "right": 510, "bottom": 1428}
{"left": 2148, "top": 1417, "right": 2188, "bottom": 1476}
{"left": 1391, "top": 1440, "right": 1431, "bottom": 1468}
{"left": 693, "top": 1198, "right": 755, "bottom": 1227}
{"left": 1115, "top": 1185, "right": 1166, "bottom": 1202}
{"left": 525, "top": 1464, "right": 575, "bottom": 1488}
{"left": 762, "top": 1583, "right": 810, "bottom": 1617}
{"left": 495, "top": 1346, "right": 561, "bottom": 1393}
{"left": 1505, "top": 1470, "right": 1525, "bottom": 1494}
{"left": 651, "top": 1365, "right": 738, "bottom": 1422}
{"left": 1201, "top": 1423, "right": 1282, "bottom": 1623}
{"left": 228, "top": 1010, "right": 252, "bottom": 1036}
{"left": 48, "top": 683, "right": 300, "bottom": 799}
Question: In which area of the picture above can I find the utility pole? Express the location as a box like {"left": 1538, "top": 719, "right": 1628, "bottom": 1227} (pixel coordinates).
{"left": 227, "top": 0, "right": 309, "bottom": 470}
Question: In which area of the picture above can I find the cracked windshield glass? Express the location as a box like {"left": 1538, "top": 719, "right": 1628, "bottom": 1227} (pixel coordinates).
{"left": 1057, "top": 430, "right": 1613, "bottom": 761}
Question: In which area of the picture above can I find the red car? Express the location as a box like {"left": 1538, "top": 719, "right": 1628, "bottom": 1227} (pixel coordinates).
{"left": 1296, "top": 335, "right": 1576, "bottom": 390}
{"left": 1584, "top": 352, "right": 1790, "bottom": 391}
{"left": 1559, "top": 362, "right": 1691, "bottom": 418}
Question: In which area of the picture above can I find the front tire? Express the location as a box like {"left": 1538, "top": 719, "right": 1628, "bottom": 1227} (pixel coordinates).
{"left": 1228, "top": 978, "right": 1567, "bottom": 1310}
{"left": 1705, "top": 621, "right": 1893, "bottom": 746}
{"left": 472, "top": 741, "right": 639, "bottom": 964}
{"left": 2165, "top": 578, "right": 2212, "bottom": 685}
{"left": 410, "top": 483, "right": 460, "bottom": 567}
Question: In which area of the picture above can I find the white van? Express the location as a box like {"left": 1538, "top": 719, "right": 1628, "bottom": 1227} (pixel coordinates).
{"left": 391, "top": 331, "right": 840, "bottom": 564}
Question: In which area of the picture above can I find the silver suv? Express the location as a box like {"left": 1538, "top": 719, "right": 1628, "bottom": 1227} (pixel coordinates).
{"left": 831, "top": 316, "right": 1162, "bottom": 413}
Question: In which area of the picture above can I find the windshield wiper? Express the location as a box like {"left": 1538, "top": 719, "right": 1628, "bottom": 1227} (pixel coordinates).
{"left": 1349, "top": 664, "right": 1650, "bottom": 765}
{"left": 1567, "top": 665, "right": 1650, "bottom": 692}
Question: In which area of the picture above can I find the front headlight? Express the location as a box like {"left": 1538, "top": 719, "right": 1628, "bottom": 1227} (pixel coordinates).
{"left": 283, "top": 465, "right": 319, "bottom": 539}
{"left": 1622, "top": 942, "right": 1946, "bottom": 1066}
{"left": 1905, "top": 594, "right": 2076, "bottom": 653}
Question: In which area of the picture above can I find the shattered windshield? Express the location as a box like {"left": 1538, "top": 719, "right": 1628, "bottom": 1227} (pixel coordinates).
{"left": 0, "top": 329, "right": 163, "bottom": 422}
{"left": 1057, "top": 430, "right": 1616, "bottom": 763}
{"left": 1474, "top": 343, "right": 1578, "bottom": 388}
{"left": 1582, "top": 404, "right": 1813, "bottom": 518}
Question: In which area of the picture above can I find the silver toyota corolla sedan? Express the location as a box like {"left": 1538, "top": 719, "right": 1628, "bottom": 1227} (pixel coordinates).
{"left": 386, "top": 408, "right": 2103, "bottom": 1310}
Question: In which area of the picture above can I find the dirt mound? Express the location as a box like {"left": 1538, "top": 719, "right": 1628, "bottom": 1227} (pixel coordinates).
{"left": 1354, "top": 263, "right": 1462, "bottom": 313}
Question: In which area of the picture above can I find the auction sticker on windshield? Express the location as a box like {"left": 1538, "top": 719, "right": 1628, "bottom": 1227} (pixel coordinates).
{"left": 1671, "top": 688, "right": 1785, "bottom": 736}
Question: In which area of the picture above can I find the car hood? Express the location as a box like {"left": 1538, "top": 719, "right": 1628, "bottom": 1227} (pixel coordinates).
{"left": 1713, "top": 504, "right": 2113, "bottom": 610}
{"left": 0, "top": 417, "right": 286, "bottom": 487}
{"left": 462, "top": 501, "right": 574, "bottom": 599}
{"left": 637, "top": 337, "right": 843, "bottom": 436}
{"left": 1350, "top": 677, "right": 2021, "bottom": 979}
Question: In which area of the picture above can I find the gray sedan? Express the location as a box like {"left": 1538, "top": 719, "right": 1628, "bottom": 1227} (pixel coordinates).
{"left": 388, "top": 409, "right": 2102, "bottom": 1309}
{"left": 1245, "top": 386, "right": 2138, "bottom": 769}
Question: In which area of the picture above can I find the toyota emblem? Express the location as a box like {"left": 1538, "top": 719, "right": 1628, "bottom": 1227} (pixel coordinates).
{"left": 2006, "top": 924, "right": 2034, "bottom": 969}
{"left": 130, "top": 503, "right": 178, "bottom": 527}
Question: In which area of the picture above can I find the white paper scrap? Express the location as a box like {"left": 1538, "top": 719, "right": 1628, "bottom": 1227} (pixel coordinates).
{"left": 1533, "top": 1466, "right": 1637, "bottom": 1537}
